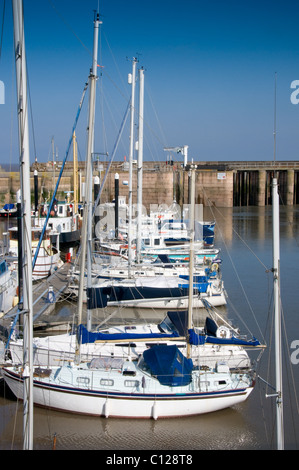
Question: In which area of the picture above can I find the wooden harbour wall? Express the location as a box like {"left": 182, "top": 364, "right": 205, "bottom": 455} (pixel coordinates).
{"left": 0, "top": 161, "right": 299, "bottom": 208}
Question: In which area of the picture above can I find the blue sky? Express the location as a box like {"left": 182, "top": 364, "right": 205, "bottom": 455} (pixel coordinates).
{"left": 1, "top": 0, "right": 299, "bottom": 166}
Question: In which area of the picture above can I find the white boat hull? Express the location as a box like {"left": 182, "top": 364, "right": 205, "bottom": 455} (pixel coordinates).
{"left": 30, "top": 250, "right": 62, "bottom": 280}
{"left": 3, "top": 367, "right": 254, "bottom": 419}
{"left": 67, "top": 285, "right": 227, "bottom": 309}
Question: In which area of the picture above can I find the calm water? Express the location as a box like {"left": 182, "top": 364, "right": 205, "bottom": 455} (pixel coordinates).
{"left": 0, "top": 206, "right": 298, "bottom": 451}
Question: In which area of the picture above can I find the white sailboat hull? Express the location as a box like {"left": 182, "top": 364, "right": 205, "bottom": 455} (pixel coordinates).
{"left": 30, "top": 250, "right": 62, "bottom": 280}
{"left": 3, "top": 367, "right": 254, "bottom": 419}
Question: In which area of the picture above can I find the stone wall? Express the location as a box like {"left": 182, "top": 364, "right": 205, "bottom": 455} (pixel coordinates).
{"left": 0, "top": 160, "right": 298, "bottom": 208}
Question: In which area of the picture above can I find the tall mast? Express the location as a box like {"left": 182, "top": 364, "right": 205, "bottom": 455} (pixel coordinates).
{"left": 271, "top": 71, "right": 283, "bottom": 450}
{"left": 12, "top": 0, "right": 33, "bottom": 450}
{"left": 73, "top": 131, "right": 78, "bottom": 214}
{"left": 136, "top": 66, "right": 144, "bottom": 263}
{"left": 128, "top": 57, "right": 137, "bottom": 269}
{"left": 77, "top": 12, "right": 100, "bottom": 333}
{"left": 272, "top": 178, "right": 284, "bottom": 450}
{"left": 187, "top": 164, "right": 196, "bottom": 359}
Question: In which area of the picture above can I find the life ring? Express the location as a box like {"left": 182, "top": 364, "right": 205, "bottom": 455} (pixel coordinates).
{"left": 211, "top": 263, "right": 219, "bottom": 272}
{"left": 216, "top": 326, "right": 232, "bottom": 339}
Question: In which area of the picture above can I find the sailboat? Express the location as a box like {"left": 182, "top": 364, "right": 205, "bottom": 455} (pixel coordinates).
{"left": 7, "top": 223, "right": 62, "bottom": 281}
{"left": 68, "top": 271, "right": 226, "bottom": 309}
{"left": 3, "top": 9, "right": 262, "bottom": 420}
{"left": 3, "top": 167, "right": 260, "bottom": 419}
{"left": 6, "top": 301, "right": 262, "bottom": 368}
{"left": 67, "top": 64, "right": 225, "bottom": 310}
{"left": 32, "top": 133, "right": 82, "bottom": 249}
{"left": 2, "top": 343, "right": 256, "bottom": 419}
{"left": 95, "top": 197, "right": 219, "bottom": 264}
{"left": 0, "top": 203, "right": 18, "bottom": 218}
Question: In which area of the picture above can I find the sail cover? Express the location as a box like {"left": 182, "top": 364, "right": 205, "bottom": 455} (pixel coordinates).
{"left": 143, "top": 344, "right": 193, "bottom": 387}
{"left": 77, "top": 324, "right": 181, "bottom": 344}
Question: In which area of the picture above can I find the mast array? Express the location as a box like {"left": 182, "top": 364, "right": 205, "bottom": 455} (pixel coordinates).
{"left": 77, "top": 13, "right": 101, "bottom": 334}
{"left": 12, "top": 0, "right": 34, "bottom": 450}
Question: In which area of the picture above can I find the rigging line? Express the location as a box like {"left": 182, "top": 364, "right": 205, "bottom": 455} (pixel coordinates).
{"left": 97, "top": 72, "right": 108, "bottom": 155}
{"left": 204, "top": 193, "right": 266, "bottom": 342}
{"left": 97, "top": 16, "right": 109, "bottom": 156}
{"left": 277, "top": 187, "right": 299, "bottom": 249}
{"left": 46, "top": 0, "right": 92, "bottom": 56}
{"left": 202, "top": 187, "right": 270, "bottom": 272}
{"left": 145, "top": 82, "right": 168, "bottom": 148}
{"left": 92, "top": 99, "right": 131, "bottom": 216}
{"left": 281, "top": 303, "right": 299, "bottom": 416}
{"left": 103, "top": 31, "right": 129, "bottom": 100}
{"left": 101, "top": 67, "right": 129, "bottom": 102}
{"left": 265, "top": 295, "right": 275, "bottom": 395}
{"left": 32, "top": 81, "right": 88, "bottom": 270}
{"left": 26, "top": 61, "right": 37, "bottom": 161}
{"left": 263, "top": 294, "right": 299, "bottom": 448}
{"left": 97, "top": 81, "right": 126, "bottom": 155}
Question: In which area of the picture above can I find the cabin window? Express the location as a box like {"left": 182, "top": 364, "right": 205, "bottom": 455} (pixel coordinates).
{"left": 100, "top": 379, "right": 114, "bottom": 386}
{"left": 144, "top": 239, "right": 150, "bottom": 245}
{"left": 122, "top": 370, "right": 136, "bottom": 376}
{"left": 124, "top": 380, "right": 139, "bottom": 388}
{"left": 154, "top": 239, "right": 160, "bottom": 246}
{"left": 59, "top": 206, "right": 63, "bottom": 215}
{"left": 76, "top": 377, "right": 90, "bottom": 385}
{"left": 218, "top": 380, "right": 227, "bottom": 385}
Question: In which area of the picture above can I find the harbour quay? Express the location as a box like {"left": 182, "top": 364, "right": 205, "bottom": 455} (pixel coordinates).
{"left": 0, "top": 160, "right": 298, "bottom": 208}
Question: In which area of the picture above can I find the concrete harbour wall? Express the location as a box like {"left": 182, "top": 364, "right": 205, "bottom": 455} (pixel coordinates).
{"left": 0, "top": 161, "right": 298, "bottom": 208}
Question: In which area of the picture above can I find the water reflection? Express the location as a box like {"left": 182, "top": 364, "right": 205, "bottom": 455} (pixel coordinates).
{"left": 0, "top": 397, "right": 259, "bottom": 451}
